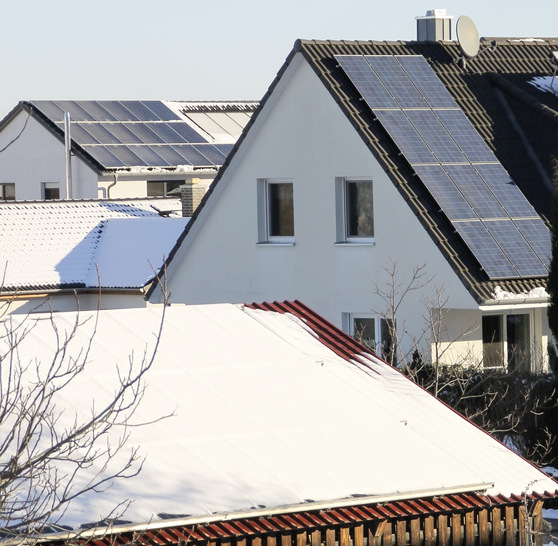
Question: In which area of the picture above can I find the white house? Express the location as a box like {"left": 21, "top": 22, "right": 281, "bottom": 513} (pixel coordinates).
{"left": 2, "top": 301, "right": 556, "bottom": 545}
{"left": 148, "top": 28, "right": 558, "bottom": 372}
{"left": 0, "top": 100, "right": 257, "bottom": 202}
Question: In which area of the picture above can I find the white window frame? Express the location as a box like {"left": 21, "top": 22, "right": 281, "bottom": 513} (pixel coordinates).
{"left": 481, "top": 311, "right": 533, "bottom": 371}
{"left": 335, "top": 177, "right": 374, "bottom": 244}
{"left": 257, "top": 178, "right": 295, "bottom": 244}
{"left": 343, "top": 313, "right": 394, "bottom": 357}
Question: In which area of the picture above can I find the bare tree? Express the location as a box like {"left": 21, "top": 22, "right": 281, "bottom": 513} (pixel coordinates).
{"left": 364, "top": 260, "right": 558, "bottom": 466}
{"left": 0, "top": 286, "right": 169, "bottom": 541}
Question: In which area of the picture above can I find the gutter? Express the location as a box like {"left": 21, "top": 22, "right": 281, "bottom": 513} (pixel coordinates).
{"left": 37, "top": 482, "right": 493, "bottom": 542}
{"left": 0, "top": 287, "right": 145, "bottom": 300}
{"left": 480, "top": 296, "right": 549, "bottom": 310}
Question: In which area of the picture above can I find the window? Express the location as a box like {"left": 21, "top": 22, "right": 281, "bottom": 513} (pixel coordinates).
{"left": 0, "top": 183, "right": 15, "bottom": 201}
{"left": 482, "top": 314, "right": 530, "bottom": 371}
{"left": 345, "top": 314, "right": 396, "bottom": 362}
{"left": 336, "top": 178, "right": 374, "bottom": 243}
{"left": 42, "top": 182, "right": 60, "bottom": 200}
{"left": 257, "top": 179, "right": 294, "bottom": 243}
{"left": 147, "top": 180, "right": 183, "bottom": 197}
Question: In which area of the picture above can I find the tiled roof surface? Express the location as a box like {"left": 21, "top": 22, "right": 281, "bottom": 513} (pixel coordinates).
{"left": 2, "top": 302, "right": 556, "bottom": 533}
{"left": 0, "top": 198, "right": 187, "bottom": 292}
{"left": 292, "top": 38, "right": 558, "bottom": 301}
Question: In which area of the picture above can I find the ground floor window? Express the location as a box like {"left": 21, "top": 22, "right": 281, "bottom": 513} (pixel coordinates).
{"left": 345, "top": 314, "right": 396, "bottom": 362}
{"left": 482, "top": 313, "right": 530, "bottom": 371}
{"left": 147, "top": 180, "right": 183, "bottom": 197}
{"left": 0, "top": 183, "right": 15, "bottom": 200}
{"left": 42, "top": 182, "right": 60, "bottom": 200}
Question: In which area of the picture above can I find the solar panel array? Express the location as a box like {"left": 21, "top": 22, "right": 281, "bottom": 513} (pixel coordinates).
{"left": 31, "top": 100, "right": 234, "bottom": 169}
{"left": 335, "top": 55, "right": 550, "bottom": 279}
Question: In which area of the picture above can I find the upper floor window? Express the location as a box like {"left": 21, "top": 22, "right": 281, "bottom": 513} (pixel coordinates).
{"left": 42, "top": 182, "right": 60, "bottom": 200}
{"left": 0, "top": 183, "right": 15, "bottom": 201}
{"left": 257, "top": 179, "right": 294, "bottom": 243}
{"left": 336, "top": 178, "right": 374, "bottom": 243}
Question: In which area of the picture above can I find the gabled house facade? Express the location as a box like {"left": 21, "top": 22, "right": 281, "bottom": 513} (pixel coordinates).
{"left": 4, "top": 301, "right": 557, "bottom": 546}
{"left": 150, "top": 30, "right": 558, "bottom": 372}
{"left": 0, "top": 100, "right": 257, "bottom": 202}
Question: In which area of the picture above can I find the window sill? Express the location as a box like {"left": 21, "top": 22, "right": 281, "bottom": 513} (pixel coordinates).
{"left": 257, "top": 242, "right": 296, "bottom": 247}
{"left": 334, "top": 241, "right": 375, "bottom": 247}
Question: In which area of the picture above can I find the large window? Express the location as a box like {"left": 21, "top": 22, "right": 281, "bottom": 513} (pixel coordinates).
{"left": 336, "top": 178, "right": 374, "bottom": 243}
{"left": 42, "top": 182, "right": 60, "bottom": 200}
{"left": 345, "top": 314, "right": 396, "bottom": 362}
{"left": 0, "top": 183, "right": 15, "bottom": 201}
{"left": 147, "top": 180, "right": 183, "bottom": 197}
{"left": 482, "top": 314, "right": 530, "bottom": 371}
{"left": 257, "top": 179, "right": 294, "bottom": 243}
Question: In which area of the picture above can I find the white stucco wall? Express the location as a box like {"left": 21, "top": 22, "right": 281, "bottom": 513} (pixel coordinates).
{"left": 160, "top": 54, "right": 481, "bottom": 359}
{"left": 0, "top": 111, "right": 98, "bottom": 199}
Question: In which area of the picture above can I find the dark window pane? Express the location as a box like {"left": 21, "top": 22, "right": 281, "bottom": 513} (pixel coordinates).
{"left": 44, "top": 185, "right": 60, "bottom": 200}
{"left": 346, "top": 181, "right": 374, "bottom": 238}
{"left": 268, "top": 183, "right": 294, "bottom": 237}
{"left": 353, "top": 317, "right": 375, "bottom": 348}
{"left": 507, "top": 314, "right": 530, "bottom": 372}
{"left": 482, "top": 315, "right": 504, "bottom": 367}
{"left": 147, "top": 182, "right": 165, "bottom": 197}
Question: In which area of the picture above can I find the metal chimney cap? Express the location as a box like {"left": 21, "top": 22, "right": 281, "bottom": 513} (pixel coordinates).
{"left": 415, "top": 8, "right": 453, "bottom": 20}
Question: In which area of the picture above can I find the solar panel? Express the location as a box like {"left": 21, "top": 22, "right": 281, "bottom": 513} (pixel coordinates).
{"left": 485, "top": 220, "right": 548, "bottom": 276}
{"left": 453, "top": 221, "right": 518, "bottom": 278}
{"left": 100, "top": 145, "right": 147, "bottom": 166}
{"left": 396, "top": 56, "right": 458, "bottom": 108}
{"left": 193, "top": 145, "right": 228, "bottom": 165}
{"left": 128, "top": 145, "right": 171, "bottom": 167}
{"left": 84, "top": 146, "right": 126, "bottom": 168}
{"left": 123, "top": 123, "right": 165, "bottom": 144}
{"left": 474, "top": 164, "right": 538, "bottom": 218}
{"left": 443, "top": 164, "right": 507, "bottom": 219}
{"left": 74, "top": 101, "right": 118, "bottom": 122}
{"left": 375, "top": 110, "right": 437, "bottom": 164}
{"left": 335, "top": 55, "right": 397, "bottom": 109}
{"left": 141, "top": 101, "right": 181, "bottom": 121}
{"left": 98, "top": 102, "right": 141, "bottom": 121}
{"left": 515, "top": 218, "right": 552, "bottom": 268}
{"left": 170, "top": 145, "right": 218, "bottom": 166}
{"left": 336, "top": 53, "right": 551, "bottom": 279}
{"left": 413, "top": 165, "right": 476, "bottom": 220}
{"left": 79, "top": 123, "right": 122, "bottom": 145}
{"left": 435, "top": 110, "right": 498, "bottom": 163}
{"left": 53, "top": 100, "right": 96, "bottom": 122}
{"left": 101, "top": 123, "right": 144, "bottom": 144}
{"left": 147, "top": 123, "right": 189, "bottom": 144}
{"left": 405, "top": 110, "right": 466, "bottom": 164}
{"left": 365, "top": 56, "right": 429, "bottom": 108}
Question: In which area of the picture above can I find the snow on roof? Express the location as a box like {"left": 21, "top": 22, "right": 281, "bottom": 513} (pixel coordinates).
{"left": 4, "top": 303, "right": 555, "bottom": 530}
{"left": 0, "top": 199, "right": 188, "bottom": 291}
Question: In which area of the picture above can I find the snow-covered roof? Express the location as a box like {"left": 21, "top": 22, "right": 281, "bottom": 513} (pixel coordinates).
{"left": 0, "top": 199, "right": 188, "bottom": 292}
{"left": 4, "top": 302, "right": 555, "bottom": 532}
{"left": 21, "top": 100, "right": 257, "bottom": 171}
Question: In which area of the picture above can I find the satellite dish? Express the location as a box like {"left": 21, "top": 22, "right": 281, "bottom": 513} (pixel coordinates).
{"left": 456, "top": 15, "right": 480, "bottom": 58}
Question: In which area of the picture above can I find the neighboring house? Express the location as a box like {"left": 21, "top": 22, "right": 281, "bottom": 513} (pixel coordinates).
{"left": 0, "top": 198, "right": 187, "bottom": 313}
{"left": 0, "top": 100, "right": 257, "bottom": 202}
{"left": 4, "top": 301, "right": 557, "bottom": 545}
{"left": 149, "top": 19, "right": 558, "bottom": 372}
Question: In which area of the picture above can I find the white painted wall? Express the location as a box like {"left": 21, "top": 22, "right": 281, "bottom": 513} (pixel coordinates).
{"left": 0, "top": 111, "right": 98, "bottom": 200}
{"left": 160, "top": 54, "right": 482, "bottom": 359}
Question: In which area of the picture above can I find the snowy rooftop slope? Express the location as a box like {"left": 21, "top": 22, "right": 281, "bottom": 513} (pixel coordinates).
{"left": 2, "top": 303, "right": 555, "bottom": 530}
{"left": 0, "top": 199, "right": 187, "bottom": 291}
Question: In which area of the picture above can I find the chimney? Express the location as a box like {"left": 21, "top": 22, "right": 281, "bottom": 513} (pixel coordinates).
{"left": 181, "top": 180, "right": 208, "bottom": 217}
{"left": 416, "top": 9, "right": 453, "bottom": 42}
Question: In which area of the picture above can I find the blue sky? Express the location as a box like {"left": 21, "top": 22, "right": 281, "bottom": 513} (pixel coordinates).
{"left": 1, "top": 0, "right": 556, "bottom": 118}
